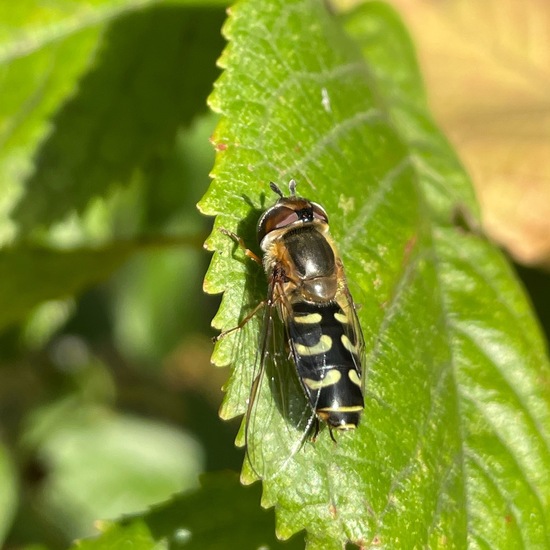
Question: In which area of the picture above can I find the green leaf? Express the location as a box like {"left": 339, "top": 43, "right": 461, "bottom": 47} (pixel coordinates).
{"left": 73, "top": 472, "right": 304, "bottom": 550}
{"left": 199, "top": 0, "right": 550, "bottom": 548}
{"left": 0, "top": 243, "right": 135, "bottom": 332}
{"left": 110, "top": 248, "right": 209, "bottom": 362}
{"left": 143, "top": 113, "right": 218, "bottom": 233}
{"left": 108, "top": 115, "right": 219, "bottom": 362}
{"left": 11, "top": 4, "right": 226, "bottom": 234}
{"left": 345, "top": 3, "right": 550, "bottom": 548}
{"left": 0, "top": 2, "right": 100, "bottom": 242}
{"left": 0, "top": 444, "right": 18, "bottom": 546}
{"left": 26, "top": 404, "right": 203, "bottom": 538}
{"left": 76, "top": 521, "right": 159, "bottom": 550}
{"left": 1, "top": 0, "right": 216, "bottom": 241}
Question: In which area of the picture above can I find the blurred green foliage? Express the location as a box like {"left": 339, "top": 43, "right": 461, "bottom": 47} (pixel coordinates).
{"left": 0, "top": 1, "right": 251, "bottom": 548}
{"left": 1, "top": 1, "right": 549, "bottom": 549}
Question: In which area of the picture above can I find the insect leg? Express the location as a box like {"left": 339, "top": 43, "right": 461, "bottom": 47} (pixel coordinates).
{"left": 219, "top": 229, "right": 262, "bottom": 264}
{"left": 213, "top": 228, "right": 266, "bottom": 342}
{"left": 311, "top": 417, "right": 320, "bottom": 442}
{"left": 213, "top": 299, "right": 267, "bottom": 342}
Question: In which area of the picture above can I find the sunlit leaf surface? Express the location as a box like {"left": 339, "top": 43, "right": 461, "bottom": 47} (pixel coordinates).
{"left": 199, "top": 0, "right": 550, "bottom": 547}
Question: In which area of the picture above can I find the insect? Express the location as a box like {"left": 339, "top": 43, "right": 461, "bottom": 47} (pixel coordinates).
{"left": 218, "top": 180, "right": 365, "bottom": 475}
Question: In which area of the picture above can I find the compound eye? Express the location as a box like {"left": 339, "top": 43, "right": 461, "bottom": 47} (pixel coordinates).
{"left": 273, "top": 207, "right": 300, "bottom": 229}
{"left": 258, "top": 206, "right": 300, "bottom": 243}
{"left": 312, "top": 203, "right": 329, "bottom": 224}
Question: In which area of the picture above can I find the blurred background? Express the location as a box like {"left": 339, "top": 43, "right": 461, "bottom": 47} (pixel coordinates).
{"left": 0, "top": 109, "right": 245, "bottom": 546}
{"left": 385, "top": 0, "right": 550, "bottom": 343}
{"left": 1, "top": 1, "right": 549, "bottom": 548}
{"left": 0, "top": 3, "right": 245, "bottom": 548}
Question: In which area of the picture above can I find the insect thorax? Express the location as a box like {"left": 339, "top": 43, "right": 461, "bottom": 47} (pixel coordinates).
{"left": 264, "top": 224, "right": 339, "bottom": 303}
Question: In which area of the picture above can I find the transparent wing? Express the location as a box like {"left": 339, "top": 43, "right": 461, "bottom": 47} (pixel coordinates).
{"left": 336, "top": 284, "right": 366, "bottom": 382}
{"left": 242, "top": 281, "right": 317, "bottom": 483}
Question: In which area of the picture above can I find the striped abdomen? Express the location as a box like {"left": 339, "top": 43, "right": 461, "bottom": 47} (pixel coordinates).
{"left": 287, "top": 301, "right": 364, "bottom": 429}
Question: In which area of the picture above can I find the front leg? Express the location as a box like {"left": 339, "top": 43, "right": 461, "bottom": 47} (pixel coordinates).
{"left": 213, "top": 229, "right": 265, "bottom": 343}
{"left": 219, "top": 229, "right": 262, "bottom": 265}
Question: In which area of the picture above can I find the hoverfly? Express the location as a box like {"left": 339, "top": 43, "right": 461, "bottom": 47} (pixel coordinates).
{"left": 218, "top": 180, "right": 365, "bottom": 479}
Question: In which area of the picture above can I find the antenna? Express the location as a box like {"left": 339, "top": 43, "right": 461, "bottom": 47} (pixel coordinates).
{"left": 269, "top": 181, "right": 284, "bottom": 198}
{"left": 288, "top": 179, "right": 297, "bottom": 196}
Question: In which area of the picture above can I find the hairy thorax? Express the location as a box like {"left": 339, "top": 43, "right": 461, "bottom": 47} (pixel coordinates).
{"left": 264, "top": 226, "right": 339, "bottom": 303}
